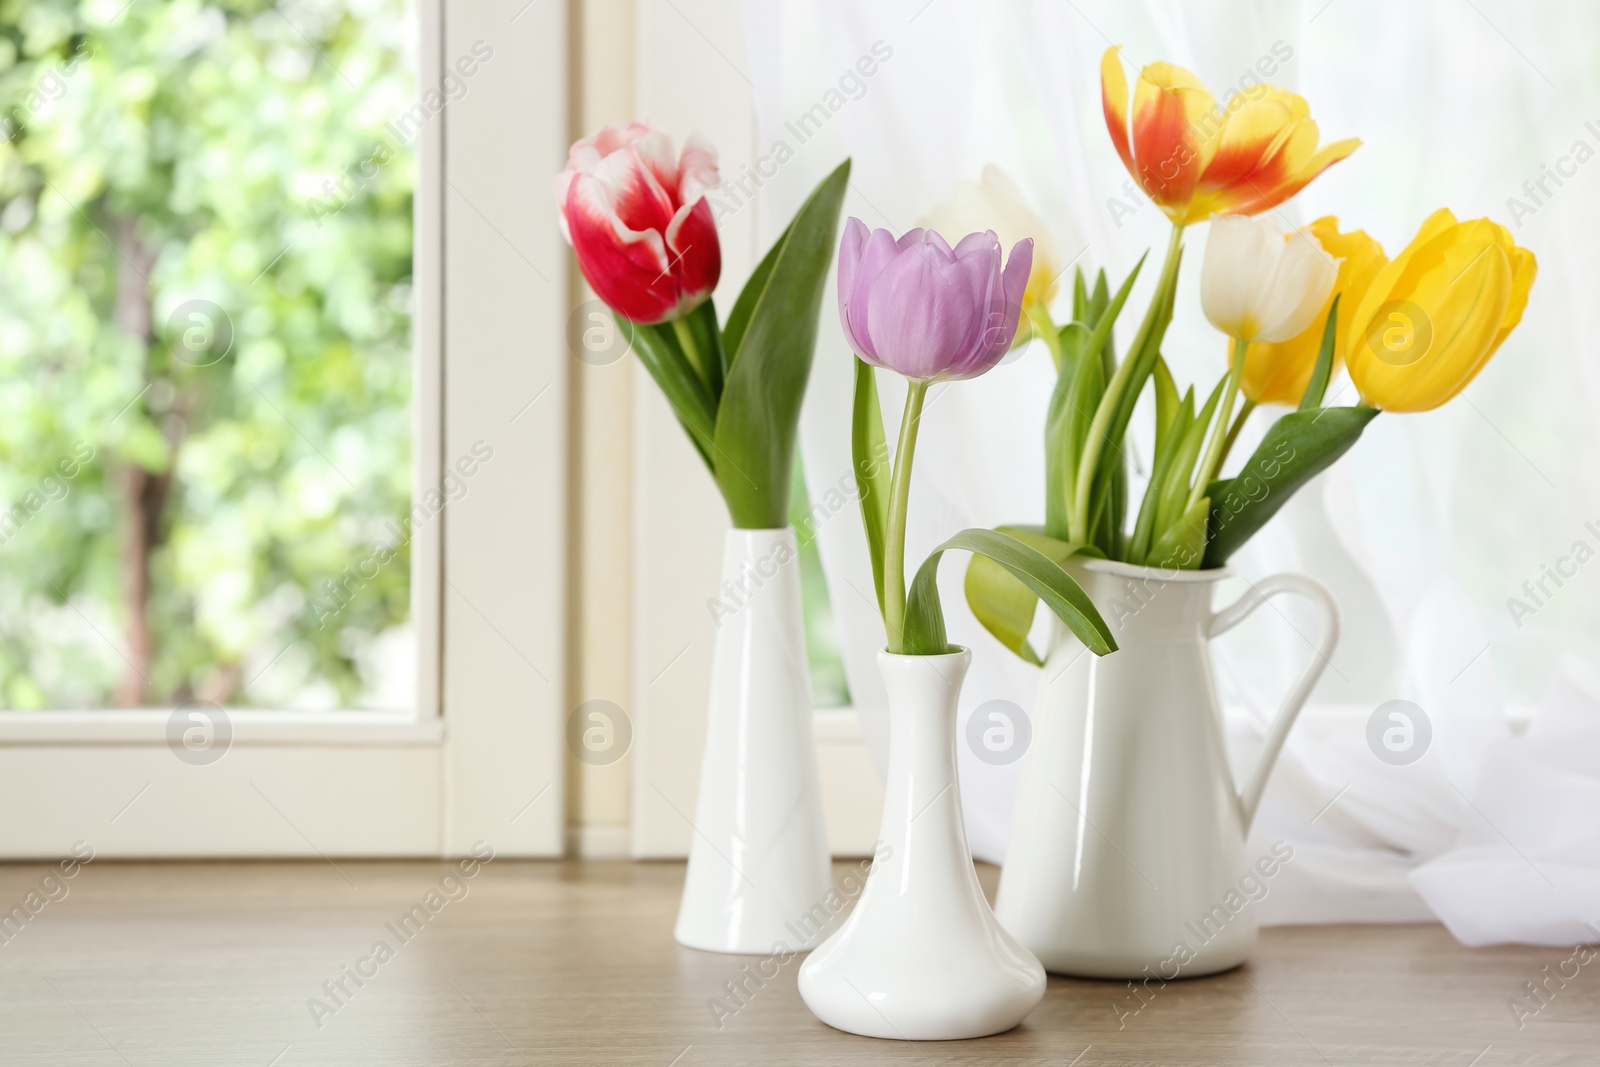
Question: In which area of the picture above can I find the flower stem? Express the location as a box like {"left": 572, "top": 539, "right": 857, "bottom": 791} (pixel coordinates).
{"left": 1025, "top": 304, "right": 1062, "bottom": 373}
{"left": 1068, "top": 221, "right": 1184, "bottom": 543}
{"left": 1188, "top": 336, "right": 1251, "bottom": 513}
{"left": 1218, "top": 398, "right": 1257, "bottom": 470}
{"left": 883, "top": 378, "right": 930, "bottom": 653}
{"left": 671, "top": 316, "right": 712, "bottom": 398}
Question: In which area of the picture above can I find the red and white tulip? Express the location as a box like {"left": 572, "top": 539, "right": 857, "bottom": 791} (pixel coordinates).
{"left": 554, "top": 122, "right": 722, "bottom": 324}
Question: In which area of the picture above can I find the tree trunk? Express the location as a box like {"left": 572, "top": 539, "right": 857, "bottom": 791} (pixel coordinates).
{"left": 112, "top": 216, "right": 168, "bottom": 708}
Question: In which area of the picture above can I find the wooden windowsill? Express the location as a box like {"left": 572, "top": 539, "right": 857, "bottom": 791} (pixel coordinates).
{"left": 0, "top": 859, "right": 1592, "bottom": 1064}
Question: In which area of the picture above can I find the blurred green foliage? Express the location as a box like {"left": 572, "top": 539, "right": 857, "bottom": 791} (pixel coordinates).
{"left": 788, "top": 455, "right": 849, "bottom": 708}
{"left": 0, "top": 0, "right": 415, "bottom": 709}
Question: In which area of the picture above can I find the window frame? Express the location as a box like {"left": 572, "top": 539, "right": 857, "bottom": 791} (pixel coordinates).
{"left": 0, "top": 0, "right": 568, "bottom": 859}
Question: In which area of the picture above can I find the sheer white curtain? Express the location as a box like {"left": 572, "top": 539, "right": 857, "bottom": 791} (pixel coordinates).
{"left": 741, "top": 0, "right": 1600, "bottom": 945}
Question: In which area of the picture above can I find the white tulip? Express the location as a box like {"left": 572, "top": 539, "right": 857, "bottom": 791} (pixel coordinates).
{"left": 923, "top": 165, "right": 1064, "bottom": 313}
{"left": 1201, "top": 215, "right": 1339, "bottom": 342}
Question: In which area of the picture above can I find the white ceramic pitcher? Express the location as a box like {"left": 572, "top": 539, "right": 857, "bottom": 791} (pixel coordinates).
{"left": 995, "top": 558, "right": 1339, "bottom": 979}
{"left": 674, "top": 528, "right": 832, "bottom": 955}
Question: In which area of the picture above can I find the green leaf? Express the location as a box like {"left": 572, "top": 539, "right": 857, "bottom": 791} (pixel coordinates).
{"left": 1202, "top": 405, "right": 1380, "bottom": 567}
{"left": 712, "top": 159, "right": 851, "bottom": 527}
{"left": 963, "top": 526, "right": 1103, "bottom": 664}
{"left": 852, "top": 357, "right": 891, "bottom": 616}
{"left": 908, "top": 528, "right": 1116, "bottom": 658}
{"left": 1079, "top": 255, "right": 1144, "bottom": 387}
{"left": 1298, "top": 294, "right": 1341, "bottom": 412}
{"left": 1048, "top": 260, "right": 1144, "bottom": 546}
{"left": 1065, "top": 339, "right": 1107, "bottom": 482}
{"left": 1090, "top": 269, "right": 1110, "bottom": 325}
{"left": 1044, "top": 322, "right": 1093, "bottom": 539}
{"left": 722, "top": 213, "right": 792, "bottom": 366}
{"left": 629, "top": 316, "right": 717, "bottom": 469}
{"left": 1099, "top": 454, "right": 1127, "bottom": 559}
{"left": 1085, "top": 274, "right": 1126, "bottom": 556}
{"left": 1153, "top": 356, "right": 1180, "bottom": 456}
{"left": 965, "top": 554, "right": 1045, "bottom": 665}
{"left": 1092, "top": 286, "right": 1116, "bottom": 380}
{"left": 1109, "top": 277, "right": 1176, "bottom": 437}
{"left": 1129, "top": 388, "right": 1194, "bottom": 565}
{"left": 1154, "top": 375, "right": 1225, "bottom": 541}
{"left": 1146, "top": 494, "right": 1211, "bottom": 572}
{"left": 1082, "top": 249, "right": 1179, "bottom": 533}
{"left": 1057, "top": 320, "right": 1089, "bottom": 385}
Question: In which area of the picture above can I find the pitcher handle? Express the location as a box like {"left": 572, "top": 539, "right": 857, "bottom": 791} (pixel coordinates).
{"left": 1207, "top": 572, "right": 1340, "bottom": 833}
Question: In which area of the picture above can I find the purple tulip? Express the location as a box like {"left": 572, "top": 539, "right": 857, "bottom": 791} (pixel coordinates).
{"left": 838, "top": 218, "right": 1033, "bottom": 381}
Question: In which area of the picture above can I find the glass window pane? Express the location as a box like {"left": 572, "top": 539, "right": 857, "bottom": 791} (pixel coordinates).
{"left": 0, "top": 0, "right": 416, "bottom": 710}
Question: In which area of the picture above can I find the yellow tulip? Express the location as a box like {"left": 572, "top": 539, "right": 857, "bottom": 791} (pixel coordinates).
{"left": 1345, "top": 209, "right": 1536, "bottom": 412}
{"left": 1237, "top": 218, "right": 1388, "bottom": 406}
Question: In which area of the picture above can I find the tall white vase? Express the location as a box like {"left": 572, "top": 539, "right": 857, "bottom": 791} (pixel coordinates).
{"left": 674, "top": 528, "right": 832, "bottom": 955}
{"left": 799, "top": 649, "right": 1045, "bottom": 1040}
{"left": 995, "top": 559, "right": 1339, "bottom": 979}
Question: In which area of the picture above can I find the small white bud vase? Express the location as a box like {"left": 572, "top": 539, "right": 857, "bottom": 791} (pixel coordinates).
{"left": 799, "top": 648, "right": 1046, "bottom": 1040}
{"left": 674, "top": 528, "right": 833, "bottom": 955}
{"left": 995, "top": 559, "right": 1339, "bottom": 979}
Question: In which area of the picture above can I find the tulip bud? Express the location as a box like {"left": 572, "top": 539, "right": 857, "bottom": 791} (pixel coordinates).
{"left": 554, "top": 122, "right": 721, "bottom": 324}
{"left": 1344, "top": 208, "right": 1536, "bottom": 412}
{"left": 838, "top": 219, "right": 1032, "bottom": 381}
{"left": 1201, "top": 215, "right": 1338, "bottom": 344}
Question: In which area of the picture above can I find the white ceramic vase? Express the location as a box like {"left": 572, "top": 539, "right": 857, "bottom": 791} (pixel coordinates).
{"left": 799, "top": 648, "right": 1045, "bottom": 1040}
{"left": 995, "top": 559, "right": 1339, "bottom": 979}
{"left": 674, "top": 528, "right": 832, "bottom": 955}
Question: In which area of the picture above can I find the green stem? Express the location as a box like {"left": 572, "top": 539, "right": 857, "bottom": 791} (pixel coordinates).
{"left": 671, "top": 316, "right": 713, "bottom": 400}
{"left": 1188, "top": 336, "right": 1250, "bottom": 512}
{"left": 1068, "top": 221, "right": 1184, "bottom": 543}
{"left": 1218, "top": 398, "right": 1257, "bottom": 471}
{"left": 883, "top": 378, "right": 930, "bottom": 653}
{"left": 1025, "top": 304, "right": 1062, "bottom": 373}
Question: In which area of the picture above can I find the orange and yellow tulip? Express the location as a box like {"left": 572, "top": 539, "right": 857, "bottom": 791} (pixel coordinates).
{"left": 1237, "top": 218, "right": 1388, "bottom": 405}
{"left": 1345, "top": 209, "right": 1535, "bottom": 412}
{"left": 1100, "top": 47, "right": 1360, "bottom": 226}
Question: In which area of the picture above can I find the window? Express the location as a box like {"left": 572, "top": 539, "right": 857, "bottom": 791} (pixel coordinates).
{"left": 0, "top": 0, "right": 416, "bottom": 712}
{"left": 0, "top": 0, "right": 571, "bottom": 860}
